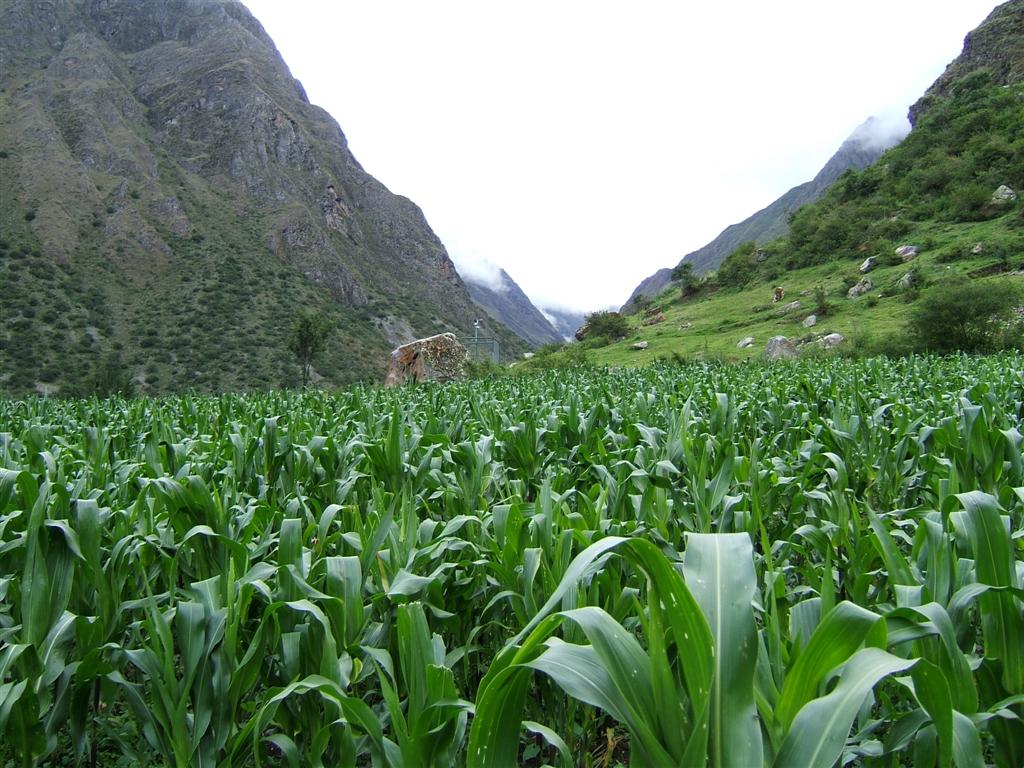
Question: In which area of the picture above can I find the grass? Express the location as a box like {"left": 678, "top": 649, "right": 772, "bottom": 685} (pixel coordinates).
{"left": 530, "top": 215, "right": 1024, "bottom": 369}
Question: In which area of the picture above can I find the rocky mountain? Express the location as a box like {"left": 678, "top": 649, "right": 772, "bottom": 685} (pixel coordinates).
{"left": 463, "top": 268, "right": 563, "bottom": 348}
{"left": 0, "top": 0, "right": 522, "bottom": 396}
{"left": 910, "top": 0, "right": 1024, "bottom": 124}
{"left": 622, "top": 117, "right": 907, "bottom": 310}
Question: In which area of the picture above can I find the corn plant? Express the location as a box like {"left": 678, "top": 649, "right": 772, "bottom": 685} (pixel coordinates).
{"left": 1, "top": 355, "right": 1023, "bottom": 765}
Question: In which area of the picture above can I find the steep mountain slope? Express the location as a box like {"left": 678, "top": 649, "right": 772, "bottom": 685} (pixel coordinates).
{"left": 539, "top": 306, "right": 588, "bottom": 341}
{"left": 622, "top": 118, "right": 905, "bottom": 310}
{"left": 909, "top": 0, "right": 1024, "bottom": 124}
{"left": 532, "top": 0, "right": 1024, "bottom": 369}
{"left": 463, "top": 268, "right": 563, "bottom": 348}
{"left": 0, "top": 0, "right": 520, "bottom": 396}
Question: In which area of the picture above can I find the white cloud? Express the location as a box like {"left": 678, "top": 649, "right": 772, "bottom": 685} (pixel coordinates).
{"left": 243, "top": 0, "right": 1001, "bottom": 313}
{"left": 449, "top": 248, "right": 507, "bottom": 293}
{"left": 847, "top": 112, "right": 912, "bottom": 153}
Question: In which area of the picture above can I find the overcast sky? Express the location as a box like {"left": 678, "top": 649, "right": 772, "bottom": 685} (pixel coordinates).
{"left": 243, "top": 1, "right": 1001, "bottom": 312}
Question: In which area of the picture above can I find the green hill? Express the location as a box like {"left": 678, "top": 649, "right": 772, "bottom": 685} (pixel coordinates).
{"left": 533, "top": 0, "right": 1024, "bottom": 369}
{"left": 622, "top": 116, "right": 906, "bottom": 311}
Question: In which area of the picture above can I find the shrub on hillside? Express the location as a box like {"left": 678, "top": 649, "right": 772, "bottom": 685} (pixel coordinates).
{"left": 584, "top": 310, "right": 629, "bottom": 341}
{"left": 813, "top": 286, "right": 833, "bottom": 317}
{"left": 911, "top": 280, "right": 1021, "bottom": 353}
{"left": 716, "top": 241, "right": 758, "bottom": 288}
{"left": 465, "top": 358, "right": 507, "bottom": 379}
{"left": 946, "top": 183, "right": 997, "bottom": 222}
{"left": 671, "top": 262, "right": 700, "bottom": 297}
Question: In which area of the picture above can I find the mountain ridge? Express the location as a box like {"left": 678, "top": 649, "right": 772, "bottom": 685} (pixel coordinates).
{"left": 0, "top": 0, "right": 523, "bottom": 395}
{"left": 622, "top": 117, "right": 906, "bottom": 310}
{"left": 518, "top": 0, "right": 1024, "bottom": 371}
{"left": 462, "top": 267, "right": 564, "bottom": 349}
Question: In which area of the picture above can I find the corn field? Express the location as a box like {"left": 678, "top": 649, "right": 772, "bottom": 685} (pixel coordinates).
{"left": 1, "top": 355, "right": 1024, "bottom": 767}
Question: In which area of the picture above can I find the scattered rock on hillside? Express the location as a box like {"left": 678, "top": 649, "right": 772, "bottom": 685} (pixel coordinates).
{"left": 848, "top": 278, "right": 874, "bottom": 298}
{"left": 896, "top": 245, "right": 919, "bottom": 261}
{"left": 642, "top": 312, "right": 666, "bottom": 326}
{"left": 737, "top": 336, "right": 755, "bottom": 349}
{"left": 385, "top": 333, "right": 466, "bottom": 387}
{"left": 992, "top": 184, "right": 1018, "bottom": 204}
{"left": 822, "top": 333, "right": 845, "bottom": 349}
{"left": 897, "top": 271, "right": 917, "bottom": 291}
{"left": 776, "top": 300, "right": 802, "bottom": 316}
{"left": 803, "top": 314, "right": 818, "bottom": 327}
{"left": 859, "top": 257, "right": 877, "bottom": 273}
{"left": 631, "top": 341, "right": 649, "bottom": 350}
{"left": 972, "top": 242, "right": 985, "bottom": 254}
{"left": 765, "top": 336, "right": 798, "bottom": 360}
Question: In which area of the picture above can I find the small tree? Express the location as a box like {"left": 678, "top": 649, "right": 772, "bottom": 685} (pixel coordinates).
{"left": 288, "top": 310, "right": 332, "bottom": 387}
{"left": 812, "top": 286, "right": 833, "bottom": 317}
{"left": 672, "top": 262, "right": 697, "bottom": 297}
{"left": 90, "top": 350, "right": 133, "bottom": 398}
{"left": 716, "top": 241, "right": 758, "bottom": 289}
{"left": 584, "top": 310, "right": 629, "bottom": 342}
{"left": 911, "top": 281, "right": 1020, "bottom": 353}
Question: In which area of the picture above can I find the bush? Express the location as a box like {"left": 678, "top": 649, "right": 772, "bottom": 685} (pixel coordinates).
{"left": 584, "top": 310, "right": 629, "bottom": 341}
{"left": 90, "top": 351, "right": 134, "bottom": 397}
{"left": 716, "top": 241, "right": 758, "bottom": 288}
{"left": 535, "top": 342, "right": 564, "bottom": 357}
{"left": 813, "top": 287, "right": 833, "bottom": 316}
{"left": 946, "top": 183, "right": 995, "bottom": 222}
{"left": 518, "top": 343, "right": 592, "bottom": 372}
{"left": 465, "top": 358, "right": 506, "bottom": 379}
{"left": 911, "top": 280, "right": 1021, "bottom": 353}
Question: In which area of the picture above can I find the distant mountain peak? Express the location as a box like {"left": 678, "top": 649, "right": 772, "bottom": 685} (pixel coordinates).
{"left": 843, "top": 115, "right": 911, "bottom": 153}
{"left": 460, "top": 265, "right": 564, "bottom": 348}
{"left": 621, "top": 116, "right": 906, "bottom": 309}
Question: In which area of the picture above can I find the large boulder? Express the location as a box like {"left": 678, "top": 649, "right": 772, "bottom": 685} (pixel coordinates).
{"left": 895, "top": 244, "right": 919, "bottom": 261}
{"left": 821, "top": 333, "right": 845, "bottom": 349}
{"left": 776, "top": 300, "right": 802, "bottom": 316}
{"left": 992, "top": 184, "right": 1018, "bottom": 204}
{"left": 897, "top": 271, "right": 917, "bottom": 291}
{"left": 631, "top": 341, "right": 649, "bottom": 350}
{"left": 848, "top": 278, "right": 874, "bottom": 298}
{"left": 737, "top": 336, "right": 755, "bottom": 349}
{"left": 802, "top": 314, "right": 818, "bottom": 328}
{"left": 859, "top": 257, "right": 877, "bottom": 274}
{"left": 384, "top": 333, "right": 467, "bottom": 387}
{"left": 764, "top": 336, "right": 798, "bottom": 360}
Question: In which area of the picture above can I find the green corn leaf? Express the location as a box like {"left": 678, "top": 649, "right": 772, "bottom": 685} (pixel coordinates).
{"left": 957, "top": 491, "right": 1024, "bottom": 692}
{"left": 910, "top": 658, "right": 954, "bottom": 767}
{"left": 775, "top": 601, "right": 883, "bottom": 731}
{"left": 684, "top": 532, "right": 762, "bottom": 768}
{"left": 774, "top": 648, "right": 916, "bottom": 768}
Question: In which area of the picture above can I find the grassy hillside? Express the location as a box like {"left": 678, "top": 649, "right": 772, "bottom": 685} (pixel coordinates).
{"left": 622, "top": 117, "right": 902, "bottom": 310}
{"left": 578, "top": 233, "right": 1022, "bottom": 367}
{"left": 527, "top": 65, "right": 1024, "bottom": 370}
